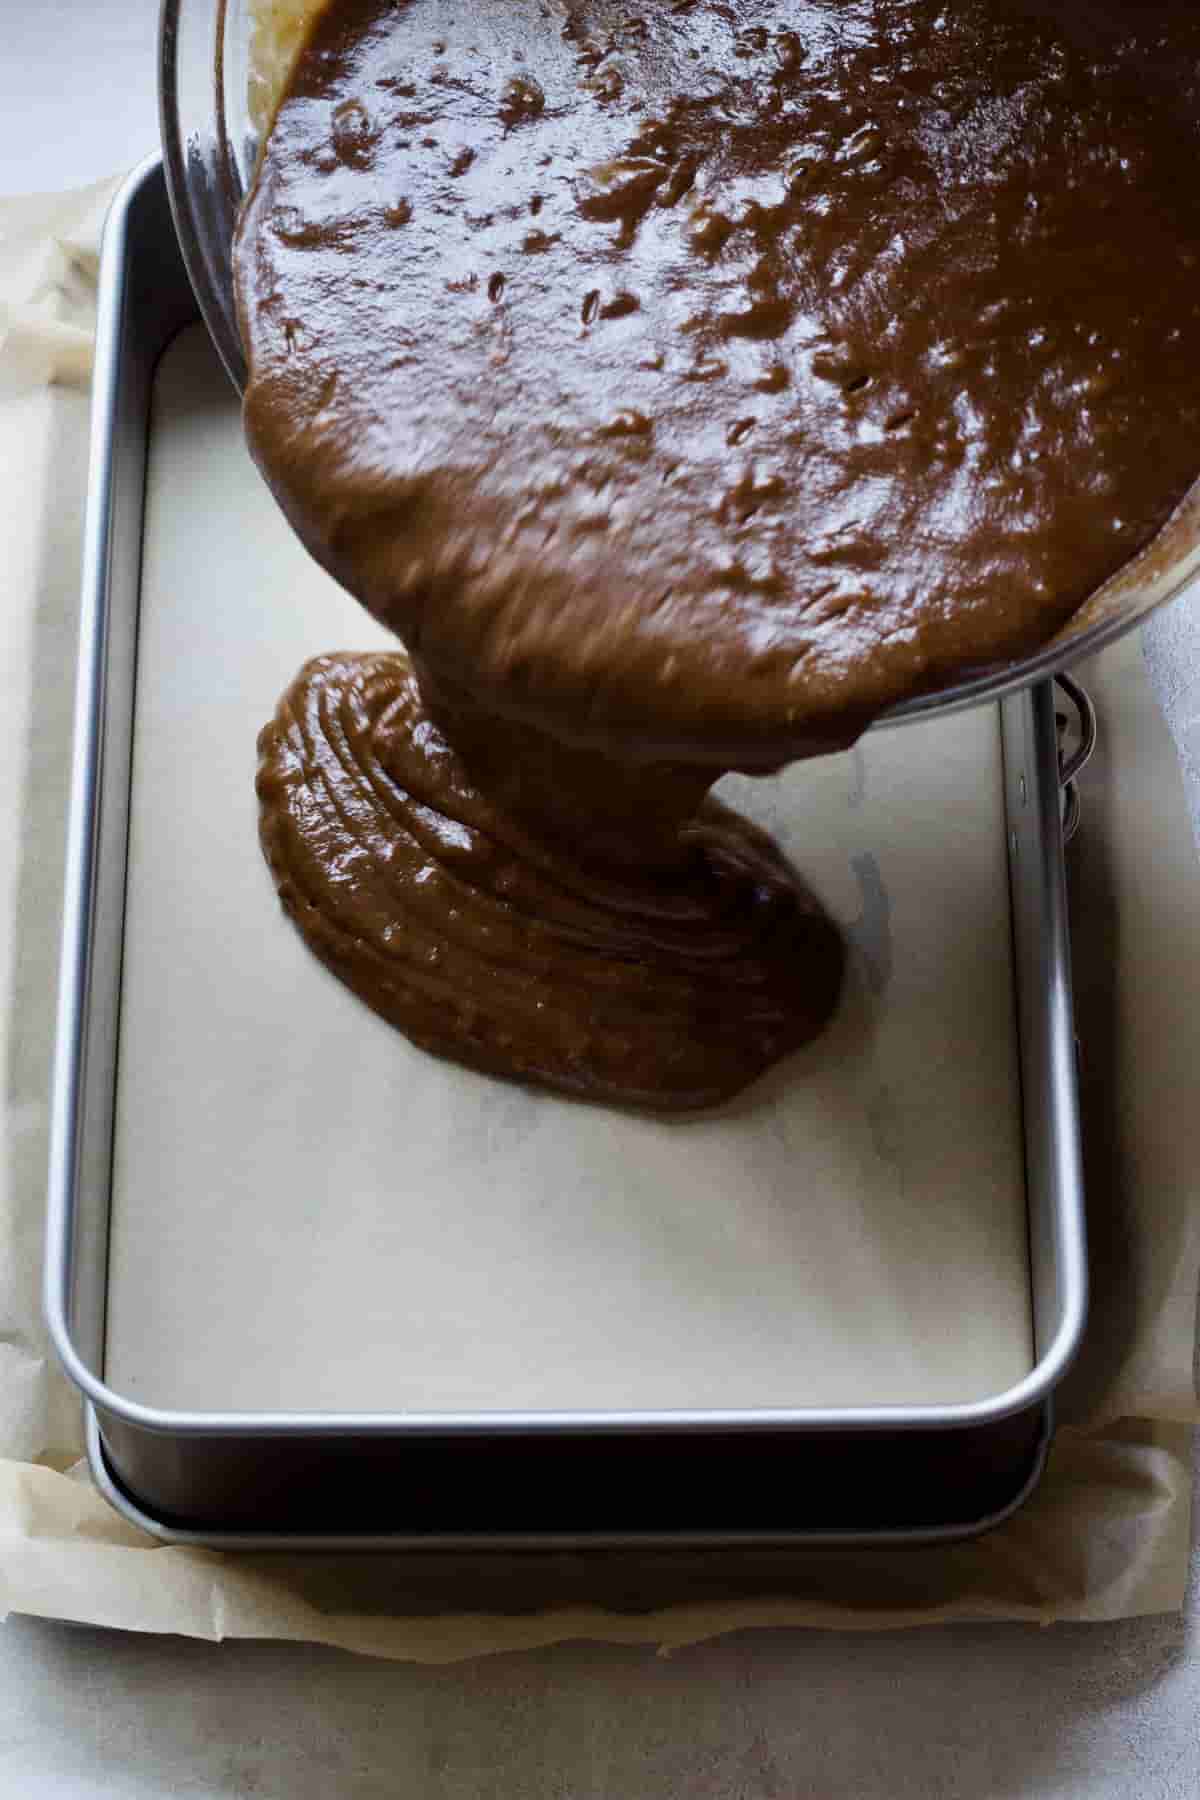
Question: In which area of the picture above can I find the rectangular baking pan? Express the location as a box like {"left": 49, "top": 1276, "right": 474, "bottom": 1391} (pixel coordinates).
{"left": 45, "top": 160, "right": 1087, "bottom": 1550}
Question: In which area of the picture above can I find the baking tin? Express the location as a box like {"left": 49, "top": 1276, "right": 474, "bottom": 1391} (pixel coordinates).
{"left": 45, "top": 161, "right": 1087, "bottom": 1549}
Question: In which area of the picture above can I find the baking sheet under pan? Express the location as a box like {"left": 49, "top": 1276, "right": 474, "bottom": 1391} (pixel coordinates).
{"left": 46, "top": 162, "right": 1087, "bottom": 1548}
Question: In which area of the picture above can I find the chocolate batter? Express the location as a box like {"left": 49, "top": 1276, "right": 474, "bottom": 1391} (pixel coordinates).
{"left": 238, "top": 0, "right": 1200, "bottom": 1108}
{"left": 257, "top": 653, "right": 840, "bottom": 1107}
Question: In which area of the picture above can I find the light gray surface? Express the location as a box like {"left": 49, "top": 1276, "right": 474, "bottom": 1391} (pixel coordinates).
{"left": 3, "top": 5, "right": 1199, "bottom": 1797}
{"left": 1, "top": 1571, "right": 1199, "bottom": 1800}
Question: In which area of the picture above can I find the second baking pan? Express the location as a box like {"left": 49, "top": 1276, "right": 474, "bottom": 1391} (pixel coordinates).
{"left": 46, "top": 161, "right": 1087, "bottom": 1549}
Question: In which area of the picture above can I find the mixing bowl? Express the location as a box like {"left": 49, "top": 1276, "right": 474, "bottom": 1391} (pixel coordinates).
{"left": 159, "top": 0, "right": 1200, "bottom": 727}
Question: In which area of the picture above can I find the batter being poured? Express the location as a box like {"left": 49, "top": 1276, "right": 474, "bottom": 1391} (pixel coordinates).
{"left": 237, "top": 0, "right": 1200, "bottom": 1109}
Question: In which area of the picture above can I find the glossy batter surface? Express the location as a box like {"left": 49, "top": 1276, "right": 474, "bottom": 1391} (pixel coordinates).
{"left": 239, "top": 0, "right": 1200, "bottom": 1107}
{"left": 239, "top": 0, "right": 1200, "bottom": 757}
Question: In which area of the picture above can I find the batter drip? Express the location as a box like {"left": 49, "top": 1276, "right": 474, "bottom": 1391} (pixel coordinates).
{"left": 239, "top": 0, "right": 1200, "bottom": 1107}
{"left": 258, "top": 652, "right": 842, "bottom": 1109}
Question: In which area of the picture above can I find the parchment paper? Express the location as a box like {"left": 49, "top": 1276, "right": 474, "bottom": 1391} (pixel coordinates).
{"left": 107, "top": 325, "right": 1031, "bottom": 1420}
{"left": 1, "top": 177, "right": 1198, "bottom": 1660}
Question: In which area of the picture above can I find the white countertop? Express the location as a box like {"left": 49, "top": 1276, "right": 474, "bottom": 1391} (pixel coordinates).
{"left": 4, "top": 4, "right": 1199, "bottom": 1794}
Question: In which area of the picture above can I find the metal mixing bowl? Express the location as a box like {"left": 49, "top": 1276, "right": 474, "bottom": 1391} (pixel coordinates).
{"left": 159, "top": 0, "right": 1200, "bottom": 726}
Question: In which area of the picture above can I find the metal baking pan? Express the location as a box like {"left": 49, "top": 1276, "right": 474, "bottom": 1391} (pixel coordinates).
{"left": 45, "top": 160, "right": 1087, "bottom": 1550}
